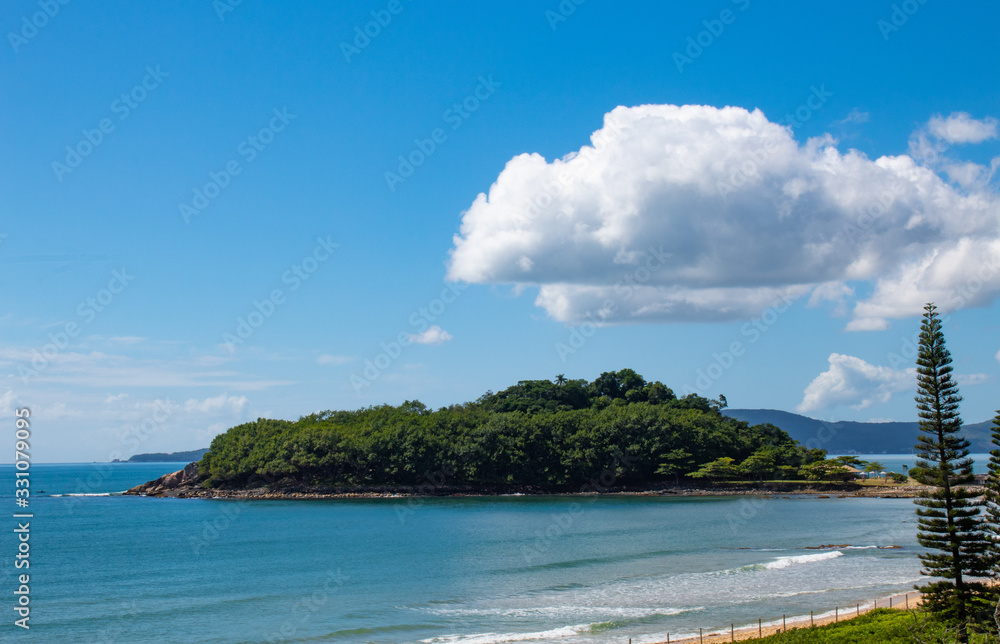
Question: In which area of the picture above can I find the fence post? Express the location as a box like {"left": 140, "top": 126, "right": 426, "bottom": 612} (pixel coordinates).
{"left": 759, "top": 618, "right": 762, "bottom": 637}
{"left": 783, "top": 614, "right": 786, "bottom": 631}
{"left": 906, "top": 593, "right": 909, "bottom": 609}
{"left": 810, "top": 610, "right": 814, "bottom": 627}
{"left": 699, "top": 627, "right": 703, "bottom": 643}
{"left": 731, "top": 624, "right": 734, "bottom": 641}
{"left": 857, "top": 603, "right": 859, "bottom": 616}
{"left": 835, "top": 606, "right": 838, "bottom": 622}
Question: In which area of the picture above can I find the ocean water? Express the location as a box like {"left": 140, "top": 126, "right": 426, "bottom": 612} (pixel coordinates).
{"left": 829, "top": 453, "right": 991, "bottom": 475}
{"left": 0, "top": 463, "right": 932, "bottom": 643}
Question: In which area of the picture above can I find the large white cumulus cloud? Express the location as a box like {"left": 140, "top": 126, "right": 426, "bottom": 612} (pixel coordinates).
{"left": 797, "top": 353, "right": 913, "bottom": 413}
{"left": 446, "top": 104, "right": 1000, "bottom": 327}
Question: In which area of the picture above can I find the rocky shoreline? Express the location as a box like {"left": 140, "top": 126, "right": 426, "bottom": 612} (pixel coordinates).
{"left": 123, "top": 463, "right": 951, "bottom": 500}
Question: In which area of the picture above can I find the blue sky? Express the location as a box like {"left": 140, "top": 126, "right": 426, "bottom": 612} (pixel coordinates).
{"left": 2, "top": 0, "right": 998, "bottom": 462}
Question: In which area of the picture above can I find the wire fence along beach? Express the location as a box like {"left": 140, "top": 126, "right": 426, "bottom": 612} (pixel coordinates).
{"left": 647, "top": 592, "right": 919, "bottom": 644}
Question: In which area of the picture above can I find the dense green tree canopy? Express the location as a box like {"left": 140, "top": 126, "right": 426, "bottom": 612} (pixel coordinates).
{"left": 199, "top": 370, "right": 822, "bottom": 491}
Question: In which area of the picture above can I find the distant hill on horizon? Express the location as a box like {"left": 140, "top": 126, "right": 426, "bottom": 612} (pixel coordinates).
{"left": 723, "top": 409, "right": 993, "bottom": 454}
{"left": 114, "top": 448, "right": 209, "bottom": 463}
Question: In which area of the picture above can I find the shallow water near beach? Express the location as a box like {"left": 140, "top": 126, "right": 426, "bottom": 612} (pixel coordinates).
{"left": 1, "top": 463, "right": 925, "bottom": 643}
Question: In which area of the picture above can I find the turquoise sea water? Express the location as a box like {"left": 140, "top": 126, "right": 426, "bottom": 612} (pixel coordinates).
{"left": 0, "top": 462, "right": 941, "bottom": 643}
{"left": 829, "top": 453, "right": 990, "bottom": 475}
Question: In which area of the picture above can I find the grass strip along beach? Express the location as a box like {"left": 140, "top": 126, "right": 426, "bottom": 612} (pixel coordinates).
{"left": 658, "top": 591, "right": 1000, "bottom": 643}
{"left": 661, "top": 593, "right": 933, "bottom": 643}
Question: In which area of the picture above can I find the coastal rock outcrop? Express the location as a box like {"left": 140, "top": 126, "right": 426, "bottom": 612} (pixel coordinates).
{"left": 124, "top": 461, "right": 202, "bottom": 497}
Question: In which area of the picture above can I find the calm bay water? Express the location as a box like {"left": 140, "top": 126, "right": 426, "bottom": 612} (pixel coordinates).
{"left": 829, "top": 453, "right": 991, "bottom": 475}
{"left": 0, "top": 462, "right": 939, "bottom": 643}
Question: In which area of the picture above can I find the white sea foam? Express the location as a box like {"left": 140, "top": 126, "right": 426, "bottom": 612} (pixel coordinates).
{"left": 764, "top": 551, "right": 844, "bottom": 569}
{"left": 420, "top": 543, "right": 909, "bottom": 643}
{"left": 425, "top": 605, "right": 702, "bottom": 620}
{"left": 419, "top": 624, "right": 589, "bottom": 644}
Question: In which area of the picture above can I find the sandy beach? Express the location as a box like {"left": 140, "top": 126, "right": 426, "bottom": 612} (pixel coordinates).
{"left": 653, "top": 591, "right": 921, "bottom": 643}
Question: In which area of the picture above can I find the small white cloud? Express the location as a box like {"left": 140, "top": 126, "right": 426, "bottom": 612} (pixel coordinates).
{"left": 957, "top": 373, "right": 994, "bottom": 386}
{"left": 408, "top": 325, "right": 453, "bottom": 345}
{"left": 845, "top": 317, "right": 891, "bottom": 332}
{"left": 183, "top": 394, "right": 248, "bottom": 414}
{"left": 202, "top": 421, "right": 232, "bottom": 437}
{"left": 807, "top": 281, "right": 855, "bottom": 315}
{"left": 927, "top": 112, "right": 999, "bottom": 144}
{"left": 105, "top": 393, "right": 129, "bottom": 403}
{"left": 995, "top": 349, "right": 1000, "bottom": 364}
{"left": 317, "top": 354, "right": 354, "bottom": 365}
{"left": 0, "top": 347, "right": 293, "bottom": 390}
{"left": 834, "top": 108, "right": 869, "bottom": 125}
{"left": 45, "top": 402, "right": 71, "bottom": 418}
{"left": 0, "top": 390, "right": 16, "bottom": 414}
{"left": 943, "top": 162, "right": 987, "bottom": 187}
{"left": 797, "top": 353, "right": 914, "bottom": 413}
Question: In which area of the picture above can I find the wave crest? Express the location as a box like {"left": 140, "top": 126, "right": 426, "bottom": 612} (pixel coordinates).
{"left": 765, "top": 551, "right": 844, "bottom": 569}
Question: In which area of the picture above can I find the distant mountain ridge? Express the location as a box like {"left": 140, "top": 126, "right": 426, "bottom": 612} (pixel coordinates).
{"left": 114, "top": 449, "right": 209, "bottom": 463}
{"left": 723, "top": 409, "right": 993, "bottom": 454}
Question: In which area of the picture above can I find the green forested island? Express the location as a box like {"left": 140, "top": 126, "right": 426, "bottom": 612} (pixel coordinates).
{"left": 197, "top": 369, "right": 833, "bottom": 492}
